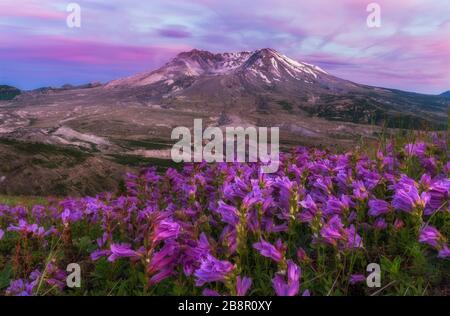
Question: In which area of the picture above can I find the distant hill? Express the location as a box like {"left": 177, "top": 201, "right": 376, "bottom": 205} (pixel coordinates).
{"left": 0, "top": 85, "right": 21, "bottom": 100}
{"left": 440, "top": 90, "right": 450, "bottom": 98}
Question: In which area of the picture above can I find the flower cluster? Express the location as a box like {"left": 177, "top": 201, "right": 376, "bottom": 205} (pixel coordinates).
{"left": 0, "top": 135, "right": 448, "bottom": 296}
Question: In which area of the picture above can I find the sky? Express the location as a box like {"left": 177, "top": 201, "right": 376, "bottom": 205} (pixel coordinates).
{"left": 0, "top": 0, "right": 449, "bottom": 94}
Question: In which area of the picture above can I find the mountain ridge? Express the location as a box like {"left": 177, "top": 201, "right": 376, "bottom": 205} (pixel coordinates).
{"left": 0, "top": 85, "right": 21, "bottom": 101}
{"left": 440, "top": 90, "right": 450, "bottom": 98}
{"left": 1, "top": 48, "right": 448, "bottom": 136}
{"left": 100, "top": 48, "right": 448, "bottom": 129}
{"left": 106, "top": 48, "right": 331, "bottom": 88}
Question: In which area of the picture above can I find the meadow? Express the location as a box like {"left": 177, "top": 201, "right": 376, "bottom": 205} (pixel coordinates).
{"left": 0, "top": 132, "right": 448, "bottom": 296}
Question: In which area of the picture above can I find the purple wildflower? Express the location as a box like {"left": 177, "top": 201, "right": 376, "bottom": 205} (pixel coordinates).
{"left": 346, "top": 225, "right": 363, "bottom": 249}
{"left": 324, "top": 195, "right": 352, "bottom": 216}
{"left": 299, "top": 194, "right": 319, "bottom": 223}
{"left": 393, "top": 218, "right": 405, "bottom": 230}
{"left": 272, "top": 260, "right": 301, "bottom": 296}
{"left": 107, "top": 243, "right": 142, "bottom": 262}
{"left": 419, "top": 226, "right": 443, "bottom": 248}
{"left": 194, "top": 254, "right": 234, "bottom": 286}
{"left": 61, "top": 208, "right": 71, "bottom": 224}
{"left": 7, "top": 219, "right": 48, "bottom": 238}
{"left": 320, "top": 215, "right": 345, "bottom": 246}
{"left": 152, "top": 220, "right": 181, "bottom": 243}
{"left": 202, "top": 288, "right": 221, "bottom": 296}
{"left": 373, "top": 218, "right": 387, "bottom": 230}
{"left": 236, "top": 276, "right": 252, "bottom": 296}
{"left": 149, "top": 242, "right": 179, "bottom": 273}
{"left": 273, "top": 176, "right": 295, "bottom": 210}
{"left": 438, "top": 245, "right": 450, "bottom": 259}
{"left": 404, "top": 142, "right": 426, "bottom": 157}
{"left": 183, "top": 233, "right": 211, "bottom": 276}
{"left": 353, "top": 181, "right": 368, "bottom": 200}
{"left": 368, "top": 199, "right": 391, "bottom": 217}
{"left": 425, "top": 179, "right": 449, "bottom": 215}
{"left": 392, "top": 184, "right": 428, "bottom": 212}
{"left": 215, "top": 201, "right": 239, "bottom": 226}
{"left": 5, "top": 279, "right": 32, "bottom": 296}
{"left": 253, "top": 238, "right": 284, "bottom": 262}
{"left": 349, "top": 274, "right": 366, "bottom": 285}
{"left": 90, "top": 249, "right": 110, "bottom": 261}
{"left": 296, "top": 247, "right": 308, "bottom": 263}
{"left": 149, "top": 268, "right": 174, "bottom": 285}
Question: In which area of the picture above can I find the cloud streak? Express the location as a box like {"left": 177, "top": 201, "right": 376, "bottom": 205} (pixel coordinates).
{"left": 0, "top": 0, "right": 449, "bottom": 93}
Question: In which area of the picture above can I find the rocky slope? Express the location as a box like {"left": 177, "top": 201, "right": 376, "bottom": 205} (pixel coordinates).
{"left": 105, "top": 48, "right": 448, "bottom": 128}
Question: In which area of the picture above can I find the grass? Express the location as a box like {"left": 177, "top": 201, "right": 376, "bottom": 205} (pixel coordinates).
{"left": 277, "top": 100, "right": 293, "bottom": 113}
{"left": 108, "top": 154, "right": 182, "bottom": 171}
{"left": 0, "top": 195, "right": 49, "bottom": 207}
{"left": 115, "top": 138, "right": 173, "bottom": 150}
{"left": 0, "top": 138, "right": 89, "bottom": 163}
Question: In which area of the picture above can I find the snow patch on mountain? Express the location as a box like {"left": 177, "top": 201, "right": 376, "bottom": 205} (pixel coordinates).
{"left": 106, "top": 48, "right": 329, "bottom": 89}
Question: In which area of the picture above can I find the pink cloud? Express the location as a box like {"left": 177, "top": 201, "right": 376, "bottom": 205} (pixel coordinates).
{"left": 0, "top": 1, "right": 65, "bottom": 20}
{"left": 158, "top": 26, "right": 192, "bottom": 38}
{"left": 0, "top": 0, "right": 448, "bottom": 93}
{"left": 0, "top": 35, "right": 191, "bottom": 67}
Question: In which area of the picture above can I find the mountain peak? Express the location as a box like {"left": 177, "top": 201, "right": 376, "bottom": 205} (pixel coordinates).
{"left": 255, "top": 47, "right": 278, "bottom": 54}
{"left": 176, "top": 49, "right": 217, "bottom": 59}
{"left": 106, "top": 48, "right": 328, "bottom": 88}
{"left": 239, "top": 48, "right": 328, "bottom": 84}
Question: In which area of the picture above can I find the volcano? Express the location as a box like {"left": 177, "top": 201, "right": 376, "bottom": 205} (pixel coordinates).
{"left": 101, "top": 48, "right": 448, "bottom": 129}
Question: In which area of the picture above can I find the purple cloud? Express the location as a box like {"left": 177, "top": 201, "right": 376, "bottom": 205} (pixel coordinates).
{"left": 0, "top": 0, "right": 448, "bottom": 93}
{"left": 158, "top": 26, "right": 191, "bottom": 38}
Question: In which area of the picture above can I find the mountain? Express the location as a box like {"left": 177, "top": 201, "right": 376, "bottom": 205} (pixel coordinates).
{"left": 440, "top": 90, "right": 450, "bottom": 98}
{"left": 108, "top": 48, "right": 331, "bottom": 89}
{"left": 0, "top": 48, "right": 448, "bottom": 195}
{"left": 105, "top": 48, "right": 448, "bottom": 129}
{"left": 0, "top": 85, "right": 21, "bottom": 100}
{"left": 1, "top": 48, "right": 448, "bottom": 144}
{"left": 2, "top": 47, "right": 448, "bottom": 149}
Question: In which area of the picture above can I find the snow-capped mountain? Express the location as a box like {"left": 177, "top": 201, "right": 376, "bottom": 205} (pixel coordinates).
{"left": 238, "top": 48, "right": 327, "bottom": 83}
{"left": 104, "top": 48, "right": 448, "bottom": 129}
{"left": 107, "top": 49, "right": 252, "bottom": 87}
{"left": 3, "top": 48, "right": 447, "bottom": 133}
{"left": 107, "top": 48, "right": 329, "bottom": 87}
